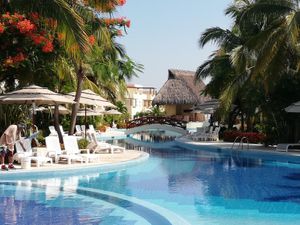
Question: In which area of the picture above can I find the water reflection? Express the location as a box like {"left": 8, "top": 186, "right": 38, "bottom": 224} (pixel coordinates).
{"left": 2, "top": 143, "right": 300, "bottom": 224}
{"left": 131, "top": 130, "right": 179, "bottom": 143}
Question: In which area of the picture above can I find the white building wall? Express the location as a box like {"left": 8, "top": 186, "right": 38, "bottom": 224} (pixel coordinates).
{"left": 124, "top": 85, "right": 156, "bottom": 119}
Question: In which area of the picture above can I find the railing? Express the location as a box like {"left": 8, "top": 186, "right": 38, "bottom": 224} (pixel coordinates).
{"left": 126, "top": 116, "right": 187, "bottom": 129}
{"left": 231, "top": 136, "right": 249, "bottom": 150}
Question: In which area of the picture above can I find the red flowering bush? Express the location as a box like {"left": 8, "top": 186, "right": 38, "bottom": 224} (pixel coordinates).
{"left": 88, "top": 35, "right": 96, "bottom": 45}
{"left": 223, "top": 131, "right": 266, "bottom": 143}
{"left": 100, "top": 17, "right": 131, "bottom": 28}
{"left": 97, "top": 17, "right": 131, "bottom": 38}
{"left": 0, "top": 12, "right": 58, "bottom": 70}
{"left": 81, "top": 0, "right": 126, "bottom": 12}
{"left": 118, "top": 0, "right": 126, "bottom": 6}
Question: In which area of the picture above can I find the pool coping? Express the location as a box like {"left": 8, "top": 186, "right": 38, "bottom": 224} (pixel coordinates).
{"left": 175, "top": 137, "right": 300, "bottom": 162}
{"left": 0, "top": 151, "right": 149, "bottom": 179}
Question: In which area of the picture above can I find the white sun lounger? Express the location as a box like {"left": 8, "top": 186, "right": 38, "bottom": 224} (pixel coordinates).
{"left": 63, "top": 136, "right": 99, "bottom": 163}
{"left": 87, "top": 131, "right": 125, "bottom": 154}
{"left": 75, "top": 125, "right": 83, "bottom": 136}
{"left": 15, "top": 139, "right": 52, "bottom": 167}
{"left": 48, "top": 126, "right": 58, "bottom": 136}
{"left": 46, "top": 136, "right": 83, "bottom": 164}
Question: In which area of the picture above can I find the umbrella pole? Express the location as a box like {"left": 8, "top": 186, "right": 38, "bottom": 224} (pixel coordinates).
{"left": 32, "top": 102, "right": 36, "bottom": 126}
{"left": 85, "top": 105, "right": 87, "bottom": 139}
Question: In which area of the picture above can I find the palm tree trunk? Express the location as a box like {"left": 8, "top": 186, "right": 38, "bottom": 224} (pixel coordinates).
{"left": 53, "top": 104, "right": 63, "bottom": 143}
{"left": 240, "top": 111, "right": 244, "bottom": 131}
{"left": 69, "top": 64, "right": 84, "bottom": 135}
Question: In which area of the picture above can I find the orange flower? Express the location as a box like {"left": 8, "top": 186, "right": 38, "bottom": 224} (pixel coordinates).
{"left": 104, "top": 18, "right": 112, "bottom": 26}
{"left": 57, "top": 32, "right": 65, "bottom": 41}
{"left": 30, "top": 34, "right": 46, "bottom": 45}
{"left": 42, "top": 40, "right": 54, "bottom": 53}
{"left": 125, "top": 20, "right": 131, "bottom": 28}
{"left": 0, "top": 23, "right": 5, "bottom": 33}
{"left": 118, "top": 0, "right": 126, "bottom": 6}
{"left": 16, "top": 19, "right": 35, "bottom": 33}
{"left": 30, "top": 12, "right": 39, "bottom": 21}
{"left": 12, "top": 13, "right": 24, "bottom": 20}
{"left": 4, "top": 57, "right": 13, "bottom": 67}
{"left": 88, "top": 35, "right": 96, "bottom": 45}
{"left": 12, "top": 52, "right": 26, "bottom": 62}
{"left": 117, "top": 17, "right": 123, "bottom": 24}
{"left": 117, "top": 29, "right": 122, "bottom": 36}
{"left": 2, "top": 12, "right": 11, "bottom": 19}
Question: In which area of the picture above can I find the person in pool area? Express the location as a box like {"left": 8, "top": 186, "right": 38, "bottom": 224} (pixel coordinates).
{"left": 0, "top": 123, "right": 26, "bottom": 170}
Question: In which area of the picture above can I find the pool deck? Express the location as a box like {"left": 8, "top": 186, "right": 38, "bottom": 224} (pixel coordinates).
{"left": 4, "top": 136, "right": 300, "bottom": 173}
{"left": 176, "top": 137, "right": 300, "bottom": 158}
{"left": 4, "top": 150, "right": 145, "bottom": 172}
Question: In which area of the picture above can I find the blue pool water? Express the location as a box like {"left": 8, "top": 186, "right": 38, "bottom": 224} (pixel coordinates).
{"left": 1, "top": 145, "right": 300, "bottom": 224}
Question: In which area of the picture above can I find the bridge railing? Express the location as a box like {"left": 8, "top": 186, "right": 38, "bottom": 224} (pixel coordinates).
{"left": 126, "top": 116, "right": 187, "bottom": 129}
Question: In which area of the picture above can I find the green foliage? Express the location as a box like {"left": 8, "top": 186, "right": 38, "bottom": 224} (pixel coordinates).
{"left": 77, "top": 138, "right": 89, "bottom": 149}
{"left": 0, "top": 105, "right": 29, "bottom": 133}
{"left": 36, "top": 130, "right": 45, "bottom": 146}
{"left": 196, "top": 0, "right": 300, "bottom": 143}
{"left": 133, "top": 106, "right": 165, "bottom": 119}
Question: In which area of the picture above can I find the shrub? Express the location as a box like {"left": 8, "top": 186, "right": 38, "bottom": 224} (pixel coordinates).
{"left": 36, "top": 130, "right": 45, "bottom": 146}
{"left": 223, "top": 131, "right": 266, "bottom": 143}
{"left": 78, "top": 138, "right": 89, "bottom": 149}
{"left": 97, "top": 125, "right": 105, "bottom": 132}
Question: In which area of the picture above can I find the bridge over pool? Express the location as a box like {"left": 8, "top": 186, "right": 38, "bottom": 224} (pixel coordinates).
{"left": 125, "top": 116, "right": 188, "bottom": 136}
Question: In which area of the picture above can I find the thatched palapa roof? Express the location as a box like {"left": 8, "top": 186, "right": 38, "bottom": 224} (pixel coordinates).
{"left": 152, "top": 69, "right": 209, "bottom": 105}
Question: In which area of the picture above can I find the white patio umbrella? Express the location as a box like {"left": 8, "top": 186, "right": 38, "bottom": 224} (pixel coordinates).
{"left": 192, "top": 99, "right": 220, "bottom": 113}
{"left": 67, "top": 89, "right": 116, "bottom": 136}
{"left": 48, "top": 105, "right": 70, "bottom": 115}
{"left": 0, "top": 85, "right": 74, "bottom": 134}
{"left": 0, "top": 85, "right": 74, "bottom": 106}
{"left": 66, "top": 89, "right": 116, "bottom": 108}
{"left": 285, "top": 103, "right": 300, "bottom": 113}
{"left": 103, "top": 109, "right": 122, "bottom": 115}
{"left": 77, "top": 108, "right": 103, "bottom": 116}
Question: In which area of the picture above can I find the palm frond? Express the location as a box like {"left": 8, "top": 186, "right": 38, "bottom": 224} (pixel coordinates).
{"left": 239, "top": 0, "right": 295, "bottom": 26}
{"left": 199, "top": 27, "right": 241, "bottom": 49}
{"left": 250, "top": 25, "right": 286, "bottom": 80}
{"left": 55, "top": 57, "right": 77, "bottom": 88}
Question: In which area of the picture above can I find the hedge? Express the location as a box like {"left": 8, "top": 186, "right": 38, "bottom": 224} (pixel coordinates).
{"left": 223, "top": 131, "right": 266, "bottom": 143}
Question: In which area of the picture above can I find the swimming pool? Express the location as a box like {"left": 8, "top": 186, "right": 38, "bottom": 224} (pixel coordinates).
{"left": 1, "top": 144, "right": 300, "bottom": 225}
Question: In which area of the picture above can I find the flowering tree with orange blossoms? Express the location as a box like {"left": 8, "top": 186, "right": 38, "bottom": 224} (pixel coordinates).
{"left": 0, "top": 0, "right": 140, "bottom": 137}
{"left": 0, "top": 12, "right": 63, "bottom": 89}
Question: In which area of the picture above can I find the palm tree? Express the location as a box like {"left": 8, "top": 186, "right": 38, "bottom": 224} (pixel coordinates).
{"left": 196, "top": 0, "right": 300, "bottom": 138}
{"left": 234, "top": 0, "right": 300, "bottom": 85}
{"left": 195, "top": 0, "right": 273, "bottom": 129}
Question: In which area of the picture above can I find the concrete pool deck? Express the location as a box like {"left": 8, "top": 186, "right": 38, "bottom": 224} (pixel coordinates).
{"left": 3, "top": 137, "right": 300, "bottom": 174}
{"left": 1, "top": 150, "right": 146, "bottom": 173}
{"left": 175, "top": 137, "right": 300, "bottom": 160}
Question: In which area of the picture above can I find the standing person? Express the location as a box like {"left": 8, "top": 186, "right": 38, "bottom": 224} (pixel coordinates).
{"left": 0, "top": 124, "right": 26, "bottom": 170}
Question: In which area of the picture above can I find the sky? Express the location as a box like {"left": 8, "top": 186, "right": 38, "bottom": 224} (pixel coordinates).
{"left": 117, "top": 0, "right": 233, "bottom": 89}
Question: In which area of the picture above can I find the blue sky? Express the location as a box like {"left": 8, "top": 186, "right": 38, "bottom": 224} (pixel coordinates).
{"left": 117, "top": 0, "right": 233, "bottom": 89}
